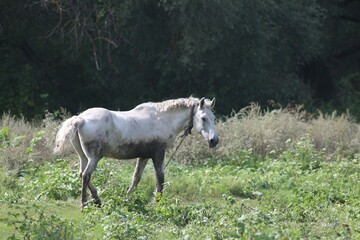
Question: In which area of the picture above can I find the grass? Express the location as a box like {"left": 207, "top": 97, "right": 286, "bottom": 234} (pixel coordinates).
{"left": 1, "top": 152, "right": 359, "bottom": 239}
{"left": 0, "top": 199, "right": 81, "bottom": 239}
{"left": 0, "top": 105, "right": 359, "bottom": 239}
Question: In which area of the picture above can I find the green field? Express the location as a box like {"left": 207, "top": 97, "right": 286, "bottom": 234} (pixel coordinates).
{"left": 1, "top": 107, "right": 359, "bottom": 239}
{"left": 1, "top": 150, "right": 359, "bottom": 239}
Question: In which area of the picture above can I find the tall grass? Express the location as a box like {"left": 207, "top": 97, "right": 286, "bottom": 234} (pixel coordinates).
{"left": 175, "top": 104, "right": 360, "bottom": 164}
{"left": 0, "top": 111, "right": 70, "bottom": 171}
{"left": 0, "top": 104, "right": 359, "bottom": 171}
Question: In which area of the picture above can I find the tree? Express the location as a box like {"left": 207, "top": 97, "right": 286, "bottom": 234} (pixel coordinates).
{"left": 0, "top": 0, "right": 359, "bottom": 119}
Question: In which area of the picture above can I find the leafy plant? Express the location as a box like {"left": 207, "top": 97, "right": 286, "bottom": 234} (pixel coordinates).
{"left": 25, "top": 130, "right": 44, "bottom": 155}
{"left": 21, "top": 160, "right": 80, "bottom": 201}
{"left": 0, "top": 127, "right": 10, "bottom": 147}
{"left": 4, "top": 203, "right": 79, "bottom": 240}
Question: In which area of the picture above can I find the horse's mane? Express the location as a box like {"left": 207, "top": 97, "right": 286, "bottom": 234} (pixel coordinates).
{"left": 155, "top": 97, "right": 200, "bottom": 112}
{"left": 134, "top": 97, "right": 200, "bottom": 112}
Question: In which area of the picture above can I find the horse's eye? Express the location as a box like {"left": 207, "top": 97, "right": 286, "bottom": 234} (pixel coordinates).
{"left": 201, "top": 117, "right": 207, "bottom": 122}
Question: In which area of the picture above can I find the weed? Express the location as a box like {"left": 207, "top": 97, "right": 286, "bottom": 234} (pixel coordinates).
{"left": 3, "top": 203, "right": 79, "bottom": 240}
{"left": 0, "top": 127, "right": 10, "bottom": 146}
{"left": 21, "top": 160, "right": 80, "bottom": 201}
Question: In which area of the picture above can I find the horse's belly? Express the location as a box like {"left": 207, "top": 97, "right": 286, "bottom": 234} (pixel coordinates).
{"left": 105, "top": 140, "right": 166, "bottom": 159}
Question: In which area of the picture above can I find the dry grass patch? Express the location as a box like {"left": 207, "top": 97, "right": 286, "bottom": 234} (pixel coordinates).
{"left": 311, "top": 112, "right": 360, "bottom": 156}
{"left": 0, "top": 112, "right": 70, "bottom": 171}
{"left": 0, "top": 114, "right": 36, "bottom": 170}
{"left": 175, "top": 104, "right": 360, "bottom": 164}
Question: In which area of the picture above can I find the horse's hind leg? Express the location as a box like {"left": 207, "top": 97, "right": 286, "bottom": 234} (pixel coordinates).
{"left": 71, "top": 134, "right": 88, "bottom": 178}
{"left": 127, "top": 158, "right": 149, "bottom": 194}
{"left": 81, "top": 157, "right": 100, "bottom": 208}
{"left": 71, "top": 134, "right": 101, "bottom": 207}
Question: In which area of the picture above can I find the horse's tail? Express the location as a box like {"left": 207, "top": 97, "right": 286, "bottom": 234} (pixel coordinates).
{"left": 53, "top": 116, "right": 85, "bottom": 155}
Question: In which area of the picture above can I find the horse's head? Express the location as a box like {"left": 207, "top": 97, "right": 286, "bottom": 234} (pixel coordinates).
{"left": 192, "top": 97, "right": 219, "bottom": 148}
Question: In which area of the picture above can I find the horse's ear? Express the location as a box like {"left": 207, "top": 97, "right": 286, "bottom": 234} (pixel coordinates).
{"left": 210, "top": 98, "right": 216, "bottom": 108}
{"left": 199, "top": 97, "right": 205, "bottom": 109}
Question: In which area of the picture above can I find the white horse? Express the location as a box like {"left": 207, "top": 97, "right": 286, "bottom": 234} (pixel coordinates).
{"left": 54, "top": 97, "right": 219, "bottom": 208}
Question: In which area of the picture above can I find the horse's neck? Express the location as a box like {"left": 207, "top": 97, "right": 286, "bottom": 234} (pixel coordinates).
{"left": 163, "top": 107, "right": 192, "bottom": 135}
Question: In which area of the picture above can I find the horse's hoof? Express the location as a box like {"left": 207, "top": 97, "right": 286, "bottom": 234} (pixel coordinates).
{"left": 127, "top": 187, "right": 134, "bottom": 195}
{"left": 80, "top": 202, "right": 86, "bottom": 210}
{"left": 94, "top": 198, "right": 102, "bottom": 208}
{"left": 153, "top": 192, "right": 163, "bottom": 202}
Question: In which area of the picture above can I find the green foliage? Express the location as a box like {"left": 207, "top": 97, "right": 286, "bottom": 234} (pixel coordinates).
{"left": 279, "top": 138, "right": 323, "bottom": 172}
{"left": 0, "top": 127, "right": 10, "bottom": 147}
{"left": 4, "top": 203, "right": 80, "bottom": 240}
{"left": 0, "top": 127, "right": 27, "bottom": 149}
{"left": 331, "top": 73, "right": 360, "bottom": 119}
{"left": 25, "top": 130, "right": 44, "bottom": 155}
{"left": 1, "top": 0, "right": 359, "bottom": 119}
{"left": 20, "top": 160, "right": 80, "bottom": 201}
{"left": 1, "top": 149, "right": 360, "bottom": 239}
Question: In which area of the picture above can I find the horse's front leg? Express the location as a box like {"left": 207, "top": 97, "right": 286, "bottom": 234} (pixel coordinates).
{"left": 152, "top": 149, "right": 165, "bottom": 195}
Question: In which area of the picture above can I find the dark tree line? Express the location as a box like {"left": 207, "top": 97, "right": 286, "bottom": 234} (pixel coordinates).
{"left": 0, "top": 0, "right": 359, "bottom": 119}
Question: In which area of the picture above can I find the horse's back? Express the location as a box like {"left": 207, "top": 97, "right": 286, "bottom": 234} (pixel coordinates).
{"left": 79, "top": 107, "right": 112, "bottom": 121}
{"left": 76, "top": 107, "right": 153, "bottom": 139}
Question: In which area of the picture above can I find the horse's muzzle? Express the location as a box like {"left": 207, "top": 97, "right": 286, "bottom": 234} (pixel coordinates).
{"left": 208, "top": 136, "right": 219, "bottom": 148}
